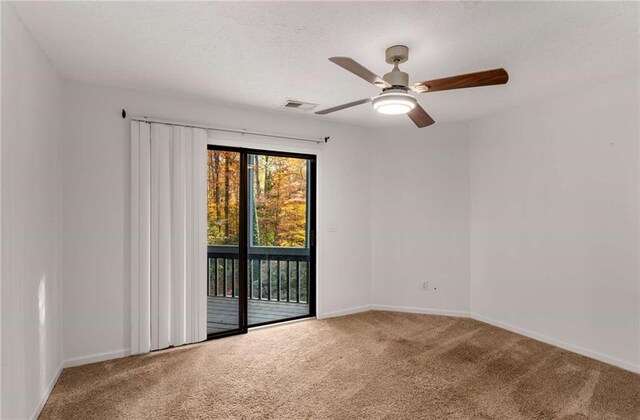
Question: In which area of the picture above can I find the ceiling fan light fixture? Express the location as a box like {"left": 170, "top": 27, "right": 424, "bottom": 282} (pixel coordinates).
{"left": 372, "top": 90, "right": 417, "bottom": 115}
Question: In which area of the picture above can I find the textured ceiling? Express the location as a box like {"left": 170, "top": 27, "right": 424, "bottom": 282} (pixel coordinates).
{"left": 12, "top": 1, "right": 639, "bottom": 127}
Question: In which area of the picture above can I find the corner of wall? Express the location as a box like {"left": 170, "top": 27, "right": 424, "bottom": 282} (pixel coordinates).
{"left": 466, "top": 77, "right": 640, "bottom": 372}
{"left": 1, "top": 3, "right": 66, "bottom": 418}
{"left": 28, "top": 364, "right": 63, "bottom": 420}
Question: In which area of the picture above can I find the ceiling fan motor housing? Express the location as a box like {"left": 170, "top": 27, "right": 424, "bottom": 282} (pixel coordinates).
{"left": 383, "top": 68, "right": 409, "bottom": 88}
{"left": 384, "top": 45, "right": 410, "bottom": 87}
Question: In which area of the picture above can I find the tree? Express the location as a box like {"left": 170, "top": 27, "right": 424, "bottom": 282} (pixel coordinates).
{"left": 208, "top": 151, "right": 240, "bottom": 245}
{"left": 207, "top": 151, "right": 308, "bottom": 248}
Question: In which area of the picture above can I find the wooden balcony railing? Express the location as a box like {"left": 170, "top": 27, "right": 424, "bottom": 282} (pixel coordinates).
{"left": 208, "top": 245, "right": 310, "bottom": 304}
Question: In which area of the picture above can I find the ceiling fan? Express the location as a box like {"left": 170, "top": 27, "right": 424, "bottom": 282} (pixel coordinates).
{"left": 315, "top": 45, "right": 509, "bottom": 128}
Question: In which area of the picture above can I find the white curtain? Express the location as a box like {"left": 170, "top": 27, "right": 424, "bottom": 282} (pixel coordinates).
{"left": 131, "top": 121, "right": 207, "bottom": 354}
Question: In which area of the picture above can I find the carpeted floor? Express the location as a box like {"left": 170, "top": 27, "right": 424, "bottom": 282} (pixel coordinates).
{"left": 40, "top": 311, "right": 639, "bottom": 419}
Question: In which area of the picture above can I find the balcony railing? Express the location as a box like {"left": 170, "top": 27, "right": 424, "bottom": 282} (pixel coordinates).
{"left": 208, "top": 245, "right": 310, "bottom": 304}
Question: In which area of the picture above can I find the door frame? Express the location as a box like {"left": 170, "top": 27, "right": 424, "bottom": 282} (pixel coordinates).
{"left": 206, "top": 144, "right": 317, "bottom": 340}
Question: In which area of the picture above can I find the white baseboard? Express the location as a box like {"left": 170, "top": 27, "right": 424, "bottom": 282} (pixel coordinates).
{"left": 30, "top": 363, "right": 63, "bottom": 420}
{"left": 63, "top": 348, "right": 131, "bottom": 368}
{"left": 317, "top": 304, "right": 372, "bottom": 319}
{"left": 471, "top": 313, "right": 640, "bottom": 374}
{"left": 371, "top": 304, "right": 471, "bottom": 318}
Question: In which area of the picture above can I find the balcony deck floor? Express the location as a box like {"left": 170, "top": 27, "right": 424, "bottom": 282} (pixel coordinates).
{"left": 207, "top": 296, "right": 310, "bottom": 335}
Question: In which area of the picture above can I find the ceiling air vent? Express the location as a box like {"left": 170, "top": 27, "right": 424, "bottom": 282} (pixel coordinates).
{"left": 282, "top": 99, "right": 318, "bottom": 112}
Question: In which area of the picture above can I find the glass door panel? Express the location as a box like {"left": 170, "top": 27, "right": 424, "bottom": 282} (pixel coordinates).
{"left": 207, "top": 149, "right": 243, "bottom": 337}
{"left": 246, "top": 153, "right": 314, "bottom": 326}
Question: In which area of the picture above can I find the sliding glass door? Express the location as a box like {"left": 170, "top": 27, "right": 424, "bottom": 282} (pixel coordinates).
{"left": 206, "top": 149, "right": 245, "bottom": 337}
{"left": 247, "top": 153, "right": 313, "bottom": 326}
{"left": 207, "top": 146, "right": 316, "bottom": 339}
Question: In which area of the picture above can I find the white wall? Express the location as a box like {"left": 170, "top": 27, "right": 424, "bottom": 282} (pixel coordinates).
{"left": 371, "top": 124, "right": 471, "bottom": 315}
{"left": 1, "top": 3, "right": 64, "bottom": 419}
{"left": 63, "top": 76, "right": 640, "bottom": 374}
{"left": 469, "top": 77, "right": 640, "bottom": 371}
{"left": 61, "top": 80, "right": 373, "bottom": 363}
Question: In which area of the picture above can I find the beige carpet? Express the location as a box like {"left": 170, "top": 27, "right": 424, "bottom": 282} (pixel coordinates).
{"left": 40, "top": 311, "right": 639, "bottom": 419}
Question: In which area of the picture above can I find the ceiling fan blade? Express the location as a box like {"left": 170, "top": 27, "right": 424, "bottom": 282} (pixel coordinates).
{"left": 412, "top": 68, "right": 508, "bottom": 93}
{"left": 407, "top": 104, "right": 435, "bottom": 128}
{"left": 329, "top": 57, "right": 391, "bottom": 88}
{"left": 315, "top": 98, "right": 372, "bottom": 115}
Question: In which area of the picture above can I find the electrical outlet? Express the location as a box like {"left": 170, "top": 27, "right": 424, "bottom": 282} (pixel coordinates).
{"left": 422, "top": 281, "right": 428, "bottom": 291}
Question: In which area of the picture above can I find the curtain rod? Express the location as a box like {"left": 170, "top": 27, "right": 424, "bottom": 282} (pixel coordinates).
{"left": 129, "top": 114, "right": 329, "bottom": 144}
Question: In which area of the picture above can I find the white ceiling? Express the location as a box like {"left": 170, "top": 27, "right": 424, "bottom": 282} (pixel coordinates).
{"left": 12, "top": 1, "right": 639, "bottom": 127}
